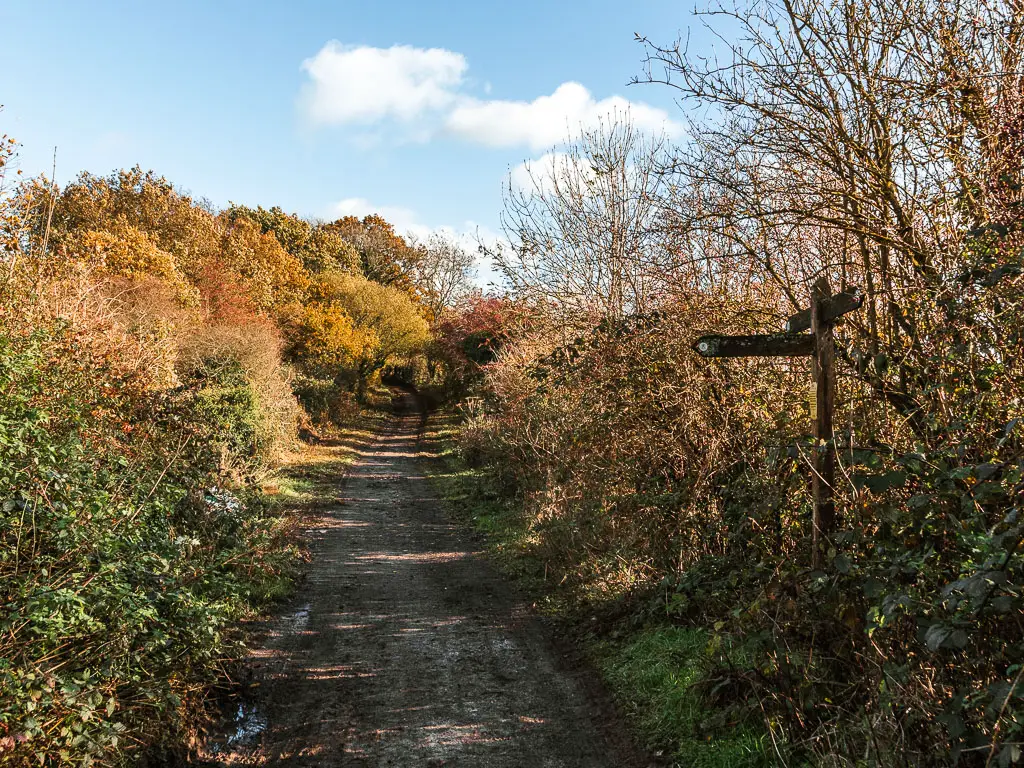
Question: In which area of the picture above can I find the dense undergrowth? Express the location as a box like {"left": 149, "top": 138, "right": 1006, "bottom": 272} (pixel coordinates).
{"left": 438, "top": 0, "right": 1024, "bottom": 763}
{"left": 450, "top": 292, "right": 1024, "bottom": 765}
{"left": 0, "top": 302, "right": 301, "bottom": 765}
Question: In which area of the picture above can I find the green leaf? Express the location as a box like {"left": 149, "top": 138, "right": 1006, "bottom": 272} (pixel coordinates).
{"left": 925, "top": 624, "right": 952, "bottom": 651}
{"left": 863, "top": 471, "right": 908, "bottom": 494}
{"left": 863, "top": 578, "right": 884, "bottom": 598}
{"left": 991, "top": 596, "right": 1014, "bottom": 613}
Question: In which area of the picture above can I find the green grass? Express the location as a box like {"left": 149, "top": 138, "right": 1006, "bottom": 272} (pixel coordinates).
{"left": 595, "top": 627, "right": 772, "bottom": 767}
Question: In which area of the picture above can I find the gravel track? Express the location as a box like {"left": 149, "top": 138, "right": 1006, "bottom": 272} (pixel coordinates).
{"left": 204, "top": 392, "right": 643, "bottom": 767}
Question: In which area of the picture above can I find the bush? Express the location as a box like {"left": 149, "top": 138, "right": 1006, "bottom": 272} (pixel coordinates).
{"left": 0, "top": 294, "right": 298, "bottom": 766}
{"left": 472, "top": 281, "right": 1024, "bottom": 762}
{"left": 177, "top": 320, "right": 299, "bottom": 474}
{"left": 291, "top": 373, "right": 360, "bottom": 430}
{"left": 0, "top": 154, "right": 437, "bottom": 764}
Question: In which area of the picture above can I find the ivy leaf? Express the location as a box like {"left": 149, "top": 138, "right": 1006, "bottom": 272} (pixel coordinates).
{"left": 973, "top": 463, "right": 1000, "bottom": 482}
{"left": 997, "top": 744, "right": 1022, "bottom": 767}
{"left": 861, "top": 471, "right": 908, "bottom": 494}
{"left": 863, "top": 578, "right": 883, "bottom": 598}
{"left": 941, "top": 712, "right": 966, "bottom": 739}
{"left": 925, "top": 624, "right": 952, "bottom": 651}
{"left": 991, "top": 596, "right": 1014, "bottom": 613}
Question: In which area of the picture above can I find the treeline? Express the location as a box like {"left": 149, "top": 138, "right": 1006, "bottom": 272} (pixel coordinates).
{"left": 0, "top": 151, "right": 496, "bottom": 764}
{"left": 461, "top": 0, "right": 1024, "bottom": 764}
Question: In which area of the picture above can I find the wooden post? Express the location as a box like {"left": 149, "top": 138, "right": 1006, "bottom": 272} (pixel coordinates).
{"left": 810, "top": 277, "right": 836, "bottom": 569}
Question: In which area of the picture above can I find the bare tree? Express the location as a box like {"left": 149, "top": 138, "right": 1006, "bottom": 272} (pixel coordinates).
{"left": 410, "top": 232, "right": 477, "bottom": 320}
{"left": 648, "top": 0, "right": 1024, "bottom": 291}
{"left": 495, "top": 114, "right": 675, "bottom": 321}
{"left": 638, "top": 0, "right": 1024, "bottom": 429}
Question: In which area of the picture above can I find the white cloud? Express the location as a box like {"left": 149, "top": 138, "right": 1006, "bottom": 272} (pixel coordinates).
{"left": 510, "top": 152, "right": 570, "bottom": 195}
{"left": 445, "top": 82, "right": 681, "bottom": 151}
{"left": 329, "top": 197, "right": 423, "bottom": 234}
{"left": 300, "top": 43, "right": 682, "bottom": 150}
{"left": 301, "top": 42, "right": 467, "bottom": 125}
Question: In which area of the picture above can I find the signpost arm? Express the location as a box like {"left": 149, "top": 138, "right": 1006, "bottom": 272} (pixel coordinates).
{"left": 810, "top": 277, "right": 837, "bottom": 569}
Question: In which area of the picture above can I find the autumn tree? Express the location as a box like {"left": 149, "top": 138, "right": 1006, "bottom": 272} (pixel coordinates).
{"left": 430, "top": 293, "right": 520, "bottom": 395}
{"left": 218, "top": 214, "right": 308, "bottom": 312}
{"left": 292, "top": 301, "right": 377, "bottom": 382}
{"left": 299, "top": 270, "right": 429, "bottom": 396}
{"left": 227, "top": 204, "right": 360, "bottom": 274}
{"left": 326, "top": 214, "right": 423, "bottom": 297}
{"left": 44, "top": 167, "right": 222, "bottom": 280}
{"left": 75, "top": 221, "right": 198, "bottom": 303}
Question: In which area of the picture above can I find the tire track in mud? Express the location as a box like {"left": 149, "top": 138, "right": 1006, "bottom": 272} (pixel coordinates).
{"left": 205, "top": 392, "right": 645, "bottom": 767}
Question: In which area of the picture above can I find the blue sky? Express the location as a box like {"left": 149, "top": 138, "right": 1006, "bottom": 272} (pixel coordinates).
{"left": 0, "top": 0, "right": 696, "bottom": 272}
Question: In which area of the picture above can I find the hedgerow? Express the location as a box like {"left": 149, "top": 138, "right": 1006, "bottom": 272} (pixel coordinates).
{"left": 0, "top": 313, "right": 299, "bottom": 766}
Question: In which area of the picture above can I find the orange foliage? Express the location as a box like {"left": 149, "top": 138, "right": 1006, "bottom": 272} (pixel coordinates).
{"left": 219, "top": 215, "right": 308, "bottom": 312}
{"left": 193, "top": 260, "right": 261, "bottom": 325}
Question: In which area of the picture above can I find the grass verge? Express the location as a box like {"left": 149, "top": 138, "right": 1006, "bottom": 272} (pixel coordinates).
{"left": 594, "top": 627, "right": 771, "bottom": 767}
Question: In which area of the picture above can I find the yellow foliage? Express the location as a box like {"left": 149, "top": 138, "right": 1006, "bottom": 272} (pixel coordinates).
{"left": 220, "top": 215, "right": 308, "bottom": 312}
{"left": 51, "top": 168, "right": 222, "bottom": 279}
{"left": 79, "top": 224, "right": 176, "bottom": 279}
{"left": 294, "top": 302, "right": 378, "bottom": 378}
{"left": 292, "top": 272, "right": 429, "bottom": 394}
{"left": 325, "top": 214, "right": 423, "bottom": 298}
{"left": 0, "top": 130, "right": 23, "bottom": 256}
{"left": 311, "top": 270, "right": 429, "bottom": 363}
{"left": 72, "top": 222, "right": 199, "bottom": 305}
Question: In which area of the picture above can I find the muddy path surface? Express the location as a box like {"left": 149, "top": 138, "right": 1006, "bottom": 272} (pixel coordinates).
{"left": 204, "top": 391, "right": 646, "bottom": 767}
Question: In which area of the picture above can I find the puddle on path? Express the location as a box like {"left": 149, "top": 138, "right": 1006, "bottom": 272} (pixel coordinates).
{"left": 227, "top": 702, "right": 267, "bottom": 748}
{"left": 283, "top": 603, "right": 312, "bottom": 632}
{"left": 209, "top": 700, "right": 267, "bottom": 754}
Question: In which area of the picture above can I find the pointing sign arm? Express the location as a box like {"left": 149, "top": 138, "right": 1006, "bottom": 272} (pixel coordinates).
{"left": 785, "top": 287, "right": 864, "bottom": 333}
{"left": 692, "top": 333, "right": 815, "bottom": 358}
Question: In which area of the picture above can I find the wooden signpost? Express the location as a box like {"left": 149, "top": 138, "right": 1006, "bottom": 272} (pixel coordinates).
{"left": 693, "top": 279, "right": 863, "bottom": 568}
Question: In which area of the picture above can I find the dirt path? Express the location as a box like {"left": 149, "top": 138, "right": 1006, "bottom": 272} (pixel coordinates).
{"left": 205, "top": 392, "right": 644, "bottom": 767}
